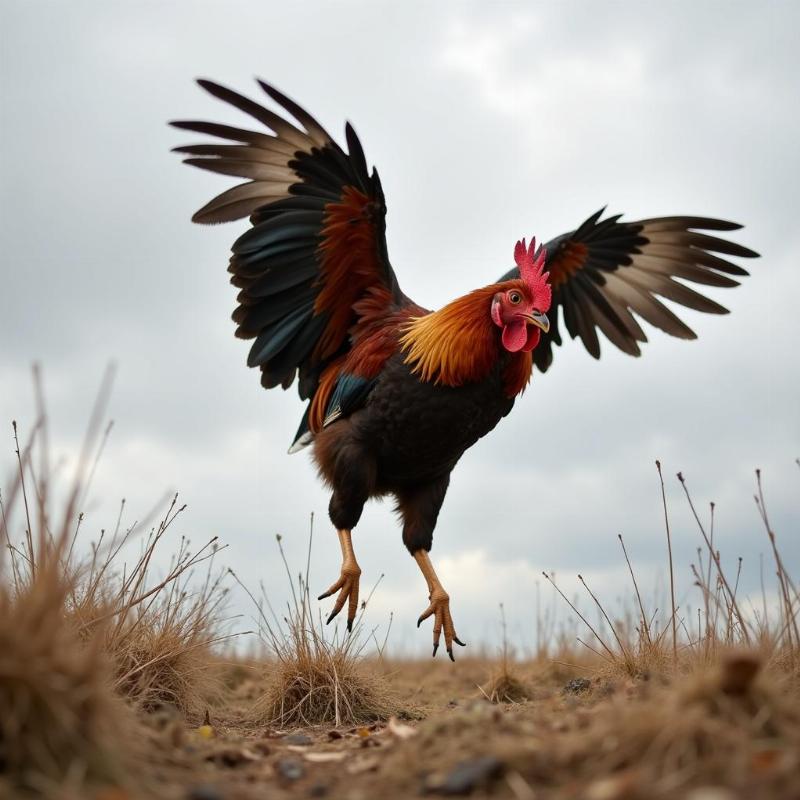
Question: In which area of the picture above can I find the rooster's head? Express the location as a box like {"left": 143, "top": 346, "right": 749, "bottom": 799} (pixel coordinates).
{"left": 491, "top": 237, "right": 552, "bottom": 353}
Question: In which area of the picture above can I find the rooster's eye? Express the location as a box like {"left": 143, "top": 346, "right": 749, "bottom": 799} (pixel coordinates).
{"left": 508, "top": 291, "right": 522, "bottom": 305}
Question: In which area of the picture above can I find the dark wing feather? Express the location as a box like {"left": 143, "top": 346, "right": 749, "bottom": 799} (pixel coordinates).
{"left": 172, "top": 79, "right": 414, "bottom": 448}
{"left": 498, "top": 209, "right": 758, "bottom": 372}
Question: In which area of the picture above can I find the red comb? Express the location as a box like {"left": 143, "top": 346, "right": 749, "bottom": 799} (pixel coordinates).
{"left": 514, "top": 237, "right": 551, "bottom": 311}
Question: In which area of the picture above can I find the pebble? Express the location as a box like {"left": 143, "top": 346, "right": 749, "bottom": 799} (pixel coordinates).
{"left": 284, "top": 732, "right": 313, "bottom": 746}
{"left": 204, "top": 746, "right": 259, "bottom": 768}
{"left": 276, "top": 757, "right": 305, "bottom": 781}
{"left": 563, "top": 677, "right": 592, "bottom": 694}
{"left": 430, "top": 756, "right": 504, "bottom": 795}
{"left": 187, "top": 786, "right": 223, "bottom": 800}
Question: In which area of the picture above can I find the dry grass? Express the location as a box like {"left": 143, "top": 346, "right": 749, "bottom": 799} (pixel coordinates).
{"left": 0, "top": 555, "right": 133, "bottom": 796}
{"left": 66, "top": 493, "right": 230, "bottom": 716}
{"left": 510, "top": 648, "right": 800, "bottom": 797}
{"left": 372, "top": 648, "right": 800, "bottom": 800}
{"left": 234, "top": 523, "right": 399, "bottom": 728}
{"left": 0, "top": 371, "right": 233, "bottom": 794}
{"left": 0, "top": 386, "right": 136, "bottom": 795}
{"left": 540, "top": 463, "right": 800, "bottom": 684}
{"left": 482, "top": 604, "right": 531, "bottom": 703}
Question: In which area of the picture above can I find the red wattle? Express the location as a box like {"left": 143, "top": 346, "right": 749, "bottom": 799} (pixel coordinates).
{"left": 501, "top": 320, "right": 528, "bottom": 352}
{"left": 522, "top": 328, "right": 541, "bottom": 352}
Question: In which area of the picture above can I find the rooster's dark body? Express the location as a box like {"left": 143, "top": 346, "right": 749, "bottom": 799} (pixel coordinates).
{"left": 315, "top": 350, "right": 515, "bottom": 553}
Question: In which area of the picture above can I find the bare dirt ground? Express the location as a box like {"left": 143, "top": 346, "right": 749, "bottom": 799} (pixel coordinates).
{"left": 143, "top": 653, "right": 800, "bottom": 800}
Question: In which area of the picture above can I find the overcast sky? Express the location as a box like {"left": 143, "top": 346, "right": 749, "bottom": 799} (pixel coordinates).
{"left": 2, "top": 1, "right": 798, "bottom": 655}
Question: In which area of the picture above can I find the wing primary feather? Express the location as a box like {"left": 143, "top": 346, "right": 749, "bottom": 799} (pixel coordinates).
{"left": 173, "top": 144, "right": 293, "bottom": 167}
{"left": 637, "top": 216, "right": 744, "bottom": 232}
{"left": 345, "top": 123, "right": 370, "bottom": 189}
{"left": 183, "top": 157, "right": 295, "bottom": 182}
{"left": 197, "top": 79, "right": 312, "bottom": 151}
{"left": 192, "top": 181, "right": 293, "bottom": 224}
{"left": 170, "top": 119, "right": 277, "bottom": 148}
{"left": 256, "top": 79, "right": 332, "bottom": 146}
{"left": 572, "top": 207, "right": 607, "bottom": 240}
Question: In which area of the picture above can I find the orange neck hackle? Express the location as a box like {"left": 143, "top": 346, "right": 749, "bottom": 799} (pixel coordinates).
{"left": 399, "top": 283, "right": 533, "bottom": 397}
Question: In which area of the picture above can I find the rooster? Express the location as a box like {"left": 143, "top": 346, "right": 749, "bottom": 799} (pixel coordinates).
{"left": 172, "top": 79, "right": 757, "bottom": 659}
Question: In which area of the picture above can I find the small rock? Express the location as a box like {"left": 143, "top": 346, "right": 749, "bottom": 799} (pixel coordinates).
{"left": 563, "top": 677, "right": 592, "bottom": 694}
{"left": 276, "top": 757, "right": 305, "bottom": 782}
{"left": 187, "top": 786, "right": 223, "bottom": 800}
{"left": 284, "top": 732, "right": 313, "bottom": 746}
{"left": 205, "top": 746, "right": 259, "bottom": 768}
{"left": 309, "top": 782, "right": 329, "bottom": 797}
{"left": 327, "top": 729, "right": 344, "bottom": 740}
{"left": 429, "top": 756, "right": 504, "bottom": 795}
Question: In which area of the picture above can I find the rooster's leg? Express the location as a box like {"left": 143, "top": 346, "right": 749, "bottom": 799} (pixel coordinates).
{"left": 414, "top": 550, "right": 466, "bottom": 661}
{"left": 318, "top": 529, "right": 361, "bottom": 632}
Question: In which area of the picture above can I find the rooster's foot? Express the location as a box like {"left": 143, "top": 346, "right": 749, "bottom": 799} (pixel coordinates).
{"left": 318, "top": 561, "right": 361, "bottom": 632}
{"left": 417, "top": 590, "right": 466, "bottom": 661}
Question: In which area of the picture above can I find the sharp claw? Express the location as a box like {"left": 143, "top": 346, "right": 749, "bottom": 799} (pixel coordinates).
{"left": 454, "top": 637, "right": 466, "bottom": 647}
{"left": 432, "top": 643, "right": 439, "bottom": 658}
{"left": 326, "top": 611, "right": 336, "bottom": 625}
{"left": 347, "top": 618, "right": 353, "bottom": 634}
{"left": 417, "top": 616, "right": 424, "bottom": 628}
{"left": 317, "top": 593, "right": 327, "bottom": 601}
{"left": 448, "top": 648, "right": 455, "bottom": 662}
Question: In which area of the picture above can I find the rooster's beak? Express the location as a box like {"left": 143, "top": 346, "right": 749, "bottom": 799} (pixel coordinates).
{"left": 524, "top": 310, "right": 550, "bottom": 334}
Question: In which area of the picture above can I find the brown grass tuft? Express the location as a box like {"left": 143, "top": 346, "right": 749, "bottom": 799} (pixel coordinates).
{"left": 0, "top": 378, "right": 136, "bottom": 795}
{"left": 483, "top": 671, "right": 530, "bottom": 704}
{"left": 0, "top": 559, "right": 133, "bottom": 795}
{"left": 482, "top": 604, "right": 531, "bottom": 703}
{"left": 235, "top": 523, "right": 399, "bottom": 727}
{"left": 66, "top": 495, "right": 230, "bottom": 716}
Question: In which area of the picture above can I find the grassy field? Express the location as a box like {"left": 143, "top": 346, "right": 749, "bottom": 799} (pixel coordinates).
{"left": 2, "top": 389, "right": 798, "bottom": 799}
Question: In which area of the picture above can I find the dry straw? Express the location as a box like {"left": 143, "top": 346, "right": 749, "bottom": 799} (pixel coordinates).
{"left": 541, "top": 460, "right": 799, "bottom": 680}
{"left": 231, "top": 515, "right": 398, "bottom": 727}
{"left": 1, "top": 368, "right": 234, "bottom": 794}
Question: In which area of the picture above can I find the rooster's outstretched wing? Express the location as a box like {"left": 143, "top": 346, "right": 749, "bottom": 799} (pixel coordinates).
{"left": 172, "top": 80, "right": 413, "bottom": 433}
{"left": 498, "top": 209, "right": 758, "bottom": 373}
